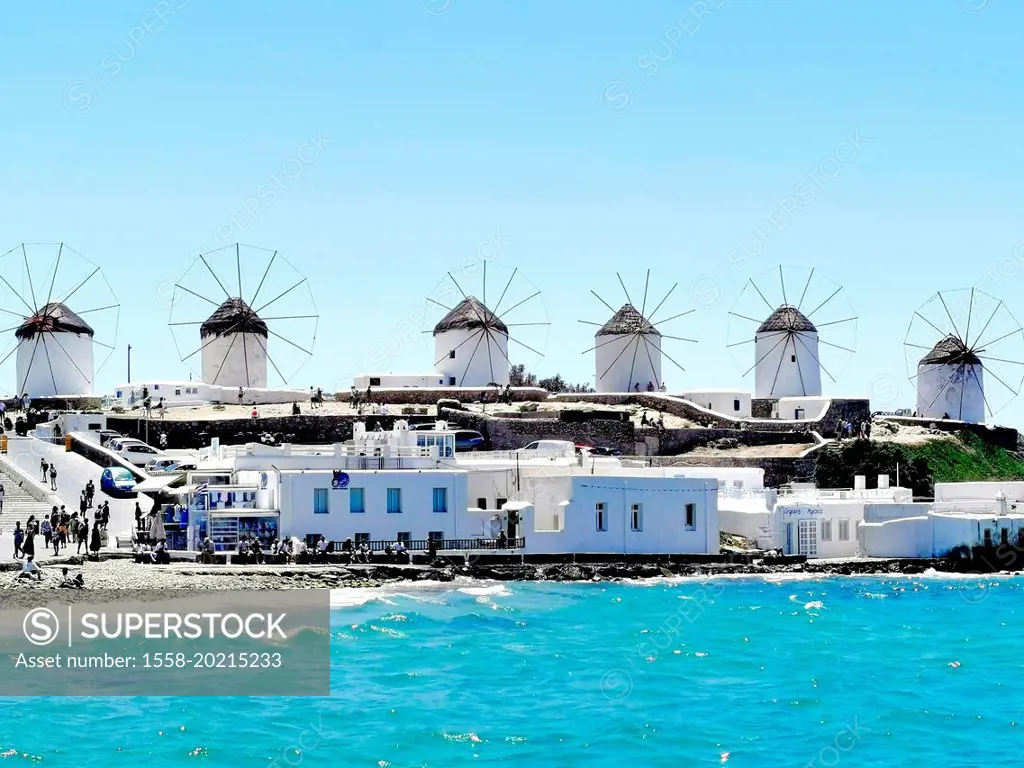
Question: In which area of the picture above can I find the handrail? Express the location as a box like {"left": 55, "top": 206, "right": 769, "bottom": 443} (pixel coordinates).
{"left": 328, "top": 537, "right": 525, "bottom": 552}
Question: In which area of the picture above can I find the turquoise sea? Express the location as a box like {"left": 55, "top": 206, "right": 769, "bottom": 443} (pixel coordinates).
{"left": 2, "top": 574, "right": 1021, "bottom": 766}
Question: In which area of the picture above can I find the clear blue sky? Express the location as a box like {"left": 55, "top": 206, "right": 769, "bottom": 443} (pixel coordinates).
{"left": 3, "top": 0, "right": 1024, "bottom": 424}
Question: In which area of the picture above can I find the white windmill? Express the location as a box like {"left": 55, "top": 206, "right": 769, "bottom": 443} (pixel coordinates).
{"left": 168, "top": 244, "right": 319, "bottom": 388}
{"left": 727, "top": 266, "right": 856, "bottom": 399}
{"left": 425, "top": 262, "right": 549, "bottom": 387}
{"left": 579, "top": 270, "right": 696, "bottom": 393}
{"left": 0, "top": 243, "right": 119, "bottom": 397}
{"left": 903, "top": 288, "right": 1024, "bottom": 423}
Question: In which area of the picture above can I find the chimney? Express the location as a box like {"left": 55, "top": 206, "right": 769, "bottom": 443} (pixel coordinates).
{"left": 878, "top": 474, "right": 890, "bottom": 489}
{"left": 854, "top": 475, "right": 866, "bottom": 491}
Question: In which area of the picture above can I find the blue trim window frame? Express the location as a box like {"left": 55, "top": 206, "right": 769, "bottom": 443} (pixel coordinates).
{"left": 432, "top": 487, "right": 448, "bottom": 514}
{"left": 387, "top": 488, "right": 402, "bottom": 514}
{"left": 350, "top": 487, "right": 365, "bottom": 514}
{"left": 313, "top": 488, "right": 329, "bottom": 515}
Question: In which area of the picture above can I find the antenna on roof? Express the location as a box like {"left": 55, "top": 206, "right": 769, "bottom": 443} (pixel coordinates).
{"left": 578, "top": 269, "right": 696, "bottom": 393}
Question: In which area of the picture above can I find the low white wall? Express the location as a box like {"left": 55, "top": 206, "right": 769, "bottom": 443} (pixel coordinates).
{"left": 860, "top": 517, "right": 932, "bottom": 558}
{"left": 355, "top": 373, "right": 446, "bottom": 389}
{"left": 678, "top": 390, "right": 752, "bottom": 419}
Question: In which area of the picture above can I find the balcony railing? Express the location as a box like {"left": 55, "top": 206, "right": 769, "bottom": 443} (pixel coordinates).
{"left": 328, "top": 537, "right": 525, "bottom": 552}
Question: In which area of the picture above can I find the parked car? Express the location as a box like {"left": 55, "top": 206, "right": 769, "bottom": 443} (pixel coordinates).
{"left": 588, "top": 445, "right": 622, "bottom": 456}
{"left": 98, "top": 430, "right": 122, "bottom": 446}
{"left": 145, "top": 457, "right": 181, "bottom": 473}
{"left": 118, "top": 441, "right": 167, "bottom": 466}
{"left": 100, "top": 467, "right": 137, "bottom": 496}
{"left": 170, "top": 461, "right": 197, "bottom": 473}
{"left": 454, "top": 430, "right": 487, "bottom": 451}
{"left": 519, "top": 440, "right": 576, "bottom": 455}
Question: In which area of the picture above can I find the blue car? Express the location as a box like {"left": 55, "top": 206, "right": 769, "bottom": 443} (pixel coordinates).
{"left": 100, "top": 467, "right": 137, "bottom": 496}
{"left": 454, "top": 430, "right": 487, "bottom": 452}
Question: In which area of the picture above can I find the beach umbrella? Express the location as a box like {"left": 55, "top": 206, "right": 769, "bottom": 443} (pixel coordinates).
{"left": 149, "top": 512, "right": 166, "bottom": 542}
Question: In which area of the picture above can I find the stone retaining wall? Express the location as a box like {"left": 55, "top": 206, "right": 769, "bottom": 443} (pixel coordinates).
{"left": 878, "top": 417, "right": 1019, "bottom": 450}
{"left": 334, "top": 387, "right": 550, "bottom": 406}
{"left": 655, "top": 455, "right": 819, "bottom": 487}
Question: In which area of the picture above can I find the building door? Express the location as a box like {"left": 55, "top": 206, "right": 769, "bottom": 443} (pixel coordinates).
{"left": 785, "top": 523, "right": 793, "bottom": 554}
{"left": 798, "top": 519, "right": 818, "bottom": 556}
{"left": 795, "top": 408, "right": 805, "bottom": 419}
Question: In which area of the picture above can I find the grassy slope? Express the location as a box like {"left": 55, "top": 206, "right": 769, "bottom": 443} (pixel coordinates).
{"left": 904, "top": 431, "right": 1024, "bottom": 483}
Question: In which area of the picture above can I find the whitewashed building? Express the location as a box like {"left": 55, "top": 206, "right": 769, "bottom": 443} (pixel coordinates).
{"left": 594, "top": 304, "right": 663, "bottom": 393}
{"left": 175, "top": 421, "right": 720, "bottom": 555}
{"left": 677, "top": 390, "right": 752, "bottom": 418}
{"left": 754, "top": 306, "right": 821, "bottom": 399}
{"left": 200, "top": 298, "right": 269, "bottom": 389}
{"left": 915, "top": 336, "right": 984, "bottom": 423}
{"left": 15, "top": 302, "right": 95, "bottom": 396}
{"left": 111, "top": 380, "right": 309, "bottom": 408}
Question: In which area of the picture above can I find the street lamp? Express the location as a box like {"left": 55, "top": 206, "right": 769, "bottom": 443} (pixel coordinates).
{"left": 127, "top": 344, "right": 132, "bottom": 383}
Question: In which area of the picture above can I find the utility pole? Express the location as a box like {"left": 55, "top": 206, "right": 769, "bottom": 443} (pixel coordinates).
{"left": 127, "top": 344, "right": 132, "bottom": 383}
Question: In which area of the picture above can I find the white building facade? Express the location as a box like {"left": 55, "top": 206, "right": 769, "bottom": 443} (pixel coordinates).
{"left": 677, "top": 390, "right": 752, "bottom": 418}
{"left": 753, "top": 306, "right": 821, "bottom": 399}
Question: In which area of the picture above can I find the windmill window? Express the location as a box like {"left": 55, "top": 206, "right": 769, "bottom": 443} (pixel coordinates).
{"left": 449, "top": 350, "right": 456, "bottom": 359}
{"left": 791, "top": 354, "right": 796, "bottom": 362}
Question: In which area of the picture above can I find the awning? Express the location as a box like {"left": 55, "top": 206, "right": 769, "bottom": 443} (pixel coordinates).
{"left": 133, "top": 476, "right": 186, "bottom": 494}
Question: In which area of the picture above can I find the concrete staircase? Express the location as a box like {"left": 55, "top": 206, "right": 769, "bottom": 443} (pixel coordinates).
{"left": 0, "top": 461, "right": 57, "bottom": 536}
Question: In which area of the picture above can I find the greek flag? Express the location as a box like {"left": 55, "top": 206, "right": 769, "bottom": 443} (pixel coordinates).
{"left": 194, "top": 482, "right": 208, "bottom": 494}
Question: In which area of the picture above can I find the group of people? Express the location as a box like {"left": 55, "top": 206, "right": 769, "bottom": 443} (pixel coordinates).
{"left": 18, "top": 559, "right": 84, "bottom": 587}
{"left": 39, "top": 457, "right": 58, "bottom": 491}
{"left": 837, "top": 419, "right": 872, "bottom": 440}
{"left": 132, "top": 539, "right": 170, "bottom": 564}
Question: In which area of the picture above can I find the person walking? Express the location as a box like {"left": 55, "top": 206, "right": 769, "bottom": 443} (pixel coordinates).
{"left": 90, "top": 520, "right": 101, "bottom": 558}
{"left": 49, "top": 464, "right": 57, "bottom": 491}
{"left": 0, "top": 482, "right": 5, "bottom": 514}
{"left": 41, "top": 458, "right": 48, "bottom": 482}
{"left": 77, "top": 518, "right": 88, "bottom": 555}
{"left": 13, "top": 521, "right": 23, "bottom": 558}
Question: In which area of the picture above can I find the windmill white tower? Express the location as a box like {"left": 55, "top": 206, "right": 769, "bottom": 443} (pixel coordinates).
{"left": 169, "top": 244, "right": 319, "bottom": 388}
{"left": 199, "top": 298, "right": 269, "bottom": 388}
{"left": 728, "top": 266, "right": 856, "bottom": 399}
{"left": 904, "top": 288, "right": 1024, "bottom": 423}
{"left": 426, "top": 262, "right": 548, "bottom": 387}
{"left": 580, "top": 271, "right": 695, "bottom": 393}
{"left": 0, "top": 243, "right": 119, "bottom": 397}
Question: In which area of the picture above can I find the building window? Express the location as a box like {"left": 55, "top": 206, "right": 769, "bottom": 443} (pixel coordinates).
{"left": 355, "top": 532, "right": 369, "bottom": 545}
{"left": 175, "top": 388, "right": 181, "bottom": 396}
{"left": 448, "top": 377, "right": 456, "bottom": 385}
{"left": 429, "top": 530, "right": 444, "bottom": 542}
{"left": 116, "top": 390, "right": 122, "bottom": 398}
{"left": 1018, "top": 529, "right": 1024, "bottom": 548}
{"left": 433, "top": 487, "right": 448, "bottom": 513}
{"left": 821, "top": 519, "right": 832, "bottom": 541}
{"left": 733, "top": 399, "right": 740, "bottom": 411}
{"left": 477, "top": 497, "right": 487, "bottom": 510}
{"left": 497, "top": 497, "right": 507, "bottom": 509}
{"left": 396, "top": 531, "right": 410, "bottom": 544}
{"left": 449, "top": 350, "right": 456, "bottom": 359}
{"left": 984, "top": 528, "right": 993, "bottom": 547}
{"left": 350, "top": 488, "right": 365, "bottom": 513}
{"left": 596, "top": 502, "right": 607, "bottom": 532}
{"left": 313, "top": 488, "right": 329, "bottom": 515}
{"left": 369, "top": 377, "right": 381, "bottom": 386}
{"left": 387, "top": 488, "right": 402, "bottom": 513}
{"left": 1002, "top": 528, "right": 1009, "bottom": 546}
{"left": 153, "top": 384, "right": 160, "bottom": 390}
{"left": 732, "top": 480, "right": 744, "bottom": 489}
{"left": 631, "top": 503, "right": 642, "bottom": 532}
{"left": 685, "top": 503, "right": 696, "bottom": 531}
{"left": 838, "top": 519, "right": 850, "bottom": 541}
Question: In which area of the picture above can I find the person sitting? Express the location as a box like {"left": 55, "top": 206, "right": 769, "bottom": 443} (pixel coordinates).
{"left": 18, "top": 556, "right": 42, "bottom": 581}
{"left": 316, "top": 535, "right": 329, "bottom": 560}
{"left": 384, "top": 542, "right": 394, "bottom": 560}
{"left": 358, "top": 542, "right": 370, "bottom": 563}
{"left": 59, "top": 567, "right": 84, "bottom": 589}
{"left": 250, "top": 538, "right": 264, "bottom": 565}
{"left": 292, "top": 401, "right": 301, "bottom": 416}
{"left": 153, "top": 539, "right": 170, "bottom": 565}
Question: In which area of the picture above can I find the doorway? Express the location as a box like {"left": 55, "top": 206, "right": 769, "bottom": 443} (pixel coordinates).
{"left": 797, "top": 519, "right": 818, "bottom": 556}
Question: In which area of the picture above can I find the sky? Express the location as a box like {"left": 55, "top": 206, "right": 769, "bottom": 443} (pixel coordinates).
{"left": 3, "top": 0, "right": 1024, "bottom": 424}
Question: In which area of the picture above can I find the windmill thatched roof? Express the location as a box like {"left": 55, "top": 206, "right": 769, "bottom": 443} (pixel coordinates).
{"left": 15, "top": 302, "right": 94, "bottom": 339}
{"left": 596, "top": 304, "right": 659, "bottom": 336}
{"left": 200, "top": 298, "right": 268, "bottom": 338}
{"left": 920, "top": 335, "right": 981, "bottom": 366}
{"left": 757, "top": 305, "right": 816, "bottom": 333}
{"left": 433, "top": 297, "right": 507, "bottom": 336}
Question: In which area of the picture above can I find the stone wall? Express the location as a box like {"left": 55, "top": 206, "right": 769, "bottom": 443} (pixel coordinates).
{"left": 439, "top": 408, "right": 640, "bottom": 453}
{"left": 652, "top": 428, "right": 812, "bottom": 456}
{"left": 551, "top": 392, "right": 869, "bottom": 439}
{"left": 334, "top": 387, "right": 550, "bottom": 406}
{"left": 654, "top": 455, "right": 819, "bottom": 487}
{"left": 751, "top": 399, "right": 774, "bottom": 418}
{"left": 108, "top": 415, "right": 378, "bottom": 450}
{"left": 68, "top": 433, "right": 146, "bottom": 481}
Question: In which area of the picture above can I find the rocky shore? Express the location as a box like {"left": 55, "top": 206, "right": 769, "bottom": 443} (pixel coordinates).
{"left": 0, "top": 553, "right": 1010, "bottom": 606}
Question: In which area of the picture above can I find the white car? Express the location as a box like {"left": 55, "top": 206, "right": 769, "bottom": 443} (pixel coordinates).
{"left": 517, "top": 440, "right": 577, "bottom": 456}
{"left": 118, "top": 441, "right": 167, "bottom": 466}
{"left": 145, "top": 457, "right": 180, "bottom": 473}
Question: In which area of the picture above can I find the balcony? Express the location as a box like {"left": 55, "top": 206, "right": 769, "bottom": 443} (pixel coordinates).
{"left": 329, "top": 537, "right": 525, "bottom": 553}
